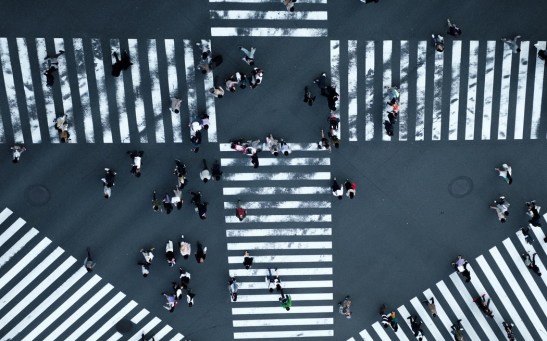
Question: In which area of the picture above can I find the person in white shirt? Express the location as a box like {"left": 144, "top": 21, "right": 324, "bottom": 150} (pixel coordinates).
{"left": 200, "top": 159, "right": 211, "bottom": 183}
{"left": 128, "top": 150, "right": 144, "bottom": 177}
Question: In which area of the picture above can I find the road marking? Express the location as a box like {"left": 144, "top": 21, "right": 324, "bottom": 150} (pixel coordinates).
{"left": 365, "top": 41, "right": 375, "bottom": 141}
{"left": 227, "top": 241, "right": 332, "bottom": 250}
{"left": 1, "top": 37, "right": 24, "bottom": 143}
{"left": 0, "top": 237, "right": 51, "bottom": 291}
{"left": 221, "top": 157, "right": 330, "bottom": 166}
{"left": 202, "top": 39, "right": 217, "bottom": 142}
{"left": 410, "top": 297, "right": 444, "bottom": 340}
{"left": 220, "top": 143, "right": 323, "bottom": 151}
{"left": 225, "top": 214, "right": 331, "bottom": 223}
{"left": 91, "top": 38, "right": 113, "bottom": 143}
{"left": 128, "top": 39, "right": 147, "bottom": 143}
{"left": 232, "top": 306, "right": 333, "bottom": 315}
{"left": 54, "top": 38, "right": 77, "bottom": 142}
{"left": 228, "top": 255, "right": 332, "bottom": 263}
{"left": 210, "top": 10, "right": 327, "bottom": 20}
{"left": 229, "top": 267, "right": 332, "bottom": 277}
{"left": 235, "top": 293, "right": 333, "bottom": 302}
{"left": 131, "top": 308, "right": 149, "bottom": 324}
{"left": 233, "top": 318, "right": 333, "bottom": 327}
{"left": 233, "top": 330, "right": 333, "bottom": 339}
{"left": 16, "top": 38, "right": 41, "bottom": 143}
{"left": 127, "top": 317, "right": 161, "bottom": 341}
{"left": 423, "top": 289, "right": 453, "bottom": 336}
{"left": 432, "top": 46, "right": 444, "bottom": 140}
{"left": 224, "top": 201, "right": 331, "bottom": 209}
{"left": 165, "top": 39, "right": 183, "bottom": 143}
{"left": 183, "top": 39, "right": 198, "bottom": 138}
{"left": 110, "top": 39, "right": 130, "bottom": 143}
{"left": 154, "top": 325, "right": 173, "bottom": 340}
{"left": 211, "top": 27, "right": 327, "bottom": 37}
{"left": 227, "top": 228, "right": 332, "bottom": 237}
{"left": 85, "top": 300, "right": 138, "bottom": 341}
{"left": 238, "top": 280, "right": 332, "bottom": 289}
{"left": 224, "top": 171, "right": 331, "bottom": 181}
{"left": 436, "top": 280, "right": 480, "bottom": 341}
{"left": 448, "top": 41, "right": 461, "bottom": 140}
{"left": 148, "top": 39, "right": 165, "bottom": 143}
{"left": 371, "top": 321, "right": 392, "bottom": 341}
{"left": 331, "top": 40, "right": 341, "bottom": 138}
{"left": 382, "top": 40, "right": 392, "bottom": 142}
{"left": 223, "top": 186, "right": 329, "bottom": 195}
{"left": 358, "top": 329, "right": 373, "bottom": 341}
{"left": 415, "top": 41, "right": 426, "bottom": 141}
{"left": 348, "top": 40, "right": 357, "bottom": 141}
{"left": 514, "top": 41, "right": 529, "bottom": 139}
{"left": 0, "top": 227, "right": 39, "bottom": 269}
{"left": 73, "top": 38, "right": 94, "bottom": 142}
{"left": 532, "top": 41, "right": 545, "bottom": 139}
{"left": 0, "top": 216, "right": 24, "bottom": 247}
{"left": 466, "top": 40, "right": 479, "bottom": 140}
{"left": 497, "top": 43, "right": 513, "bottom": 140}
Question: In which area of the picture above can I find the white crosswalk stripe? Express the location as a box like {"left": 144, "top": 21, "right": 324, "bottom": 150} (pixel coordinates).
{"left": 209, "top": 0, "right": 328, "bottom": 38}
{"left": 350, "top": 231, "right": 547, "bottom": 341}
{"left": 0, "top": 208, "right": 185, "bottom": 341}
{"left": 222, "top": 146, "right": 334, "bottom": 339}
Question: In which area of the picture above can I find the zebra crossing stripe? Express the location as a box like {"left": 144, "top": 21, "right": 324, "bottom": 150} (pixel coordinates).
{"left": 229, "top": 267, "right": 332, "bottom": 277}
{"left": 466, "top": 41, "right": 480, "bottom": 140}
{"left": 169, "top": 334, "right": 185, "bottom": 341}
{"left": 221, "top": 157, "right": 331, "bottom": 166}
{"left": 498, "top": 44, "right": 513, "bottom": 140}
{"left": 516, "top": 231, "right": 547, "bottom": 292}
{"left": 235, "top": 293, "right": 333, "bottom": 302}
{"left": 66, "top": 291, "right": 126, "bottom": 340}
{"left": 448, "top": 40, "right": 461, "bottom": 141}
{"left": 148, "top": 39, "right": 165, "bottom": 143}
{"left": 210, "top": 10, "right": 327, "bottom": 20}
{"left": 0, "top": 227, "right": 38, "bottom": 269}
{"left": 238, "top": 280, "right": 332, "bottom": 289}
{"left": 227, "top": 241, "right": 332, "bottom": 250}
{"left": 110, "top": 39, "right": 130, "bottom": 143}
{"left": 227, "top": 228, "right": 332, "bottom": 237}
{"left": 0, "top": 38, "right": 23, "bottom": 143}
{"left": 365, "top": 41, "right": 375, "bottom": 141}
{"left": 358, "top": 330, "right": 373, "bottom": 341}
{"left": 0, "top": 258, "right": 80, "bottom": 339}
{"left": 234, "top": 318, "right": 333, "bottom": 327}
{"left": 85, "top": 300, "right": 138, "bottom": 341}
{"left": 211, "top": 28, "right": 327, "bottom": 37}
{"left": 183, "top": 39, "right": 198, "bottom": 131}
{"left": 131, "top": 308, "right": 149, "bottom": 324}
{"left": 44, "top": 283, "right": 114, "bottom": 341}
{"left": 0, "top": 216, "right": 24, "bottom": 247}
{"left": 415, "top": 41, "right": 427, "bottom": 141}
{"left": 223, "top": 171, "right": 331, "bottom": 181}
{"left": 106, "top": 332, "right": 123, "bottom": 341}
{"left": 371, "top": 321, "right": 392, "bottom": 341}
{"left": 475, "top": 255, "right": 534, "bottom": 340}
{"left": 436, "top": 280, "right": 480, "bottom": 341}
{"left": 202, "top": 39, "right": 217, "bottom": 142}
{"left": 399, "top": 41, "right": 409, "bottom": 141}
{"left": 223, "top": 201, "right": 331, "bottom": 209}
{"left": 225, "top": 214, "right": 331, "bottom": 223}
{"left": 228, "top": 254, "right": 332, "bottom": 263}
{"left": 409, "top": 297, "right": 444, "bottom": 340}
{"left": 422, "top": 289, "right": 453, "bottom": 337}
{"left": 54, "top": 38, "right": 77, "bottom": 143}
{"left": 348, "top": 40, "right": 358, "bottom": 141}
{"left": 514, "top": 41, "right": 529, "bottom": 139}
{"left": 91, "top": 38, "right": 113, "bottom": 143}
{"left": 393, "top": 306, "right": 414, "bottom": 340}
{"left": 0, "top": 207, "right": 13, "bottom": 224}
{"left": 73, "top": 38, "right": 94, "bottom": 142}
{"left": 532, "top": 42, "right": 546, "bottom": 139}
{"left": 432, "top": 47, "right": 444, "bottom": 140}
{"left": 232, "top": 306, "right": 333, "bottom": 315}
{"left": 331, "top": 40, "right": 341, "bottom": 139}
{"left": 223, "top": 186, "right": 329, "bottom": 195}
{"left": 127, "top": 316, "right": 162, "bottom": 341}
{"left": 36, "top": 38, "right": 58, "bottom": 142}
{"left": 210, "top": 0, "right": 327, "bottom": 2}
{"left": 233, "top": 330, "right": 333, "bottom": 339}
{"left": 128, "top": 39, "right": 148, "bottom": 143}
{"left": 0, "top": 238, "right": 51, "bottom": 291}
{"left": 154, "top": 325, "right": 173, "bottom": 340}
{"left": 382, "top": 40, "right": 392, "bottom": 142}
{"left": 165, "top": 39, "right": 183, "bottom": 143}
{"left": 481, "top": 41, "right": 495, "bottom": 140}
{"left": 16, "top": 38, "right": 41, "bottom": 143}
{"left": 219, "top": 143, "right": 323, "bottom": 151}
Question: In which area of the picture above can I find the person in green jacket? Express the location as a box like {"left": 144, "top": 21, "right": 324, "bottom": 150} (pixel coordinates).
{"left": 279, "top": 293, "right": 292, "bottom": 311}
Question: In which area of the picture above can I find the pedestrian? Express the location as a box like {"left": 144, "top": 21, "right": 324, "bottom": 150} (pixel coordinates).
{"left": 179, "top": 235, "right": 191, "bottom": 259}
{"left": 152, "top": 191, "right": 162, "bottom": 212}
{"left": 239, "top": 46, "right": 256, "bottom": 66}
{"left": 236, "top": 72, "right": 247, "bottom": 89}
{"left": 198, "top": 59, "right": 212, "bottom": 74}
{"left": 101, "top": 168, "right": 116, "bottom": 199}
{"left": 387, "top": 111, "right": 398, "bottom": 126}
{"left": 172, "top": 282, "right": 183, "bottom": 300}
{"left": 171, "top": 97, "right": 182, "bottom": 114}
{"left": 314, "top": 72, "right": 328, "bottom": 95}
{"left": 422, "top": 297, "right": 437, "bottom": 317}
{"left": 379, "top": 304, "right": 391, "bottom": 329}
{"left": 408, "top": 315, "right": 424, "bottom": 338}
{"left": 179, "top": 268, "right": 191, "bottom": 288}
{"left": 200, "top": 159, "right": 211, "bottom": 183}
{"left": 84, "top": 247, "right": 96, "bottom": 272}
{"left": 432, "top": 34, "right": 444, "bottom": 52}
{"left": 250, "top": 68, "right": 264, "bottom": 89}
{"left": 163, "top": 193, "right": 173, "bottom": 214}
{"left": 490, "top": 196, "right": 510, "bottom": 223}
{"left": 190, "top": 130, "right": 202, "bottom": 153}
{"left": 196, "top": 199, "right": 208, "bottom": 220}
{"left": 141, "top": 333, "right": 155, "bottom": 341}
{"left": 174, "top": 160, "right": 187, "bottom": 190}
{"left": 338, "top": 296, "right": 352, "bottom": 319}
{"left": 243, "top": 251, "right": 253, "bottom": 269}
{"left": 128, "top": 150, "right": 143, "bottom": 177}
{"left": 534, "top": 42, "right": 547, "bottom": 61}
{"left": 225, "top": 76, "right": 238, "bottom": 93}
{"left": 266, "top": 268, "right": 282, "bottom": 293}
{"left": 44, "top": 49, "right": 64, "bottom": 70}
{"left": 384, "top": 120, "right": 394, "bottom": 136}
{"left": 195, "top": 242, "right": 207, "bottom": 263}
{"left": 279, "top": 139, "right": 291, "bottom": 156}
{"left": 172, "top": 187, "right": 183, "bottom": 210}
{"left": 360, "top": 0, "right": 379, "bottom": 3}
{"left": 266, "top": 134, "right": 279, "bottom": 156}
{"left": 54, "top": 114, "right": 71, "bottom": 143}
{"left": 161, "top": 293, "right": 177, "bottom": 312}
{"left": 318, "top": 129, "right": 331, "bottom": 151}
{"left": 329, "top": 127, "right": 340, "bottom": 149}
{"left": 165, "top": 240, "right": 176, "bottom": 267}
{"left": 495, "top": 163, "right": 512, "bottom": 184}
{"left": 344, "top": 180, "right": 356, "bottom": 199}
{"left": 199, "top": 113, "right": 210, "bottom": 130}
{"left": 332, "top": 177, "right": 343, "bottom": 200}
{"left": 229, "top": 277, "right": 239, "bottom": 301}
{"left": 522, "top": 252, "right": 542, "bottom": 276}
{"left": 473, "top": 293, "right": 494, "bottom": 318}
{"left": 44, "top": 67, "right": 56, "bottom": 86}
{"left": 284, "top": 0, "right": 296, "bottom": 12}
{"left": 304, "top": 86, "right": 316, "bottom": 106}
{"left": 139, "top": 263, "right": 150, "bottom": 277}
{"left": 520, "top": 224, "right": 535, "bottom": 244}
{"left": 186, "top": 289, "right": 195, "bottom": 307}
{"left": 446, "top": 19, "right": 462, "bottom": 37}
{"left": 279, "top": 292, "right": 292, "bottom": 311}
{"left": 251, "top": 151, "right": 259, "bottom": 168}
{"left": 140, "top": 248, "right": 155, "bottom": 264}
{"left": 212, "top": 160, "right": 223, "bottom": 181}
{"left": 111, "top": 50, "right": 132, "bottom": 77}
{"left": 11, "top": 144, "right": 26, "bottom": 163}
{"left": 196, "top": 42, "right": 211, "bottom": 62}
{"left": 526, "top": 200, "right": 541, "bottom": 227}
{"left": 503, "top": 322, "right": 516, "bottom": 341}
{"left": 235, "top": 199, "right": 248, "bottom": 221}
{"left": 379, "top": 304, "right": 398, "bottom": 331}
{"left": 502, "top": 35, "right": 522, "bottom": 53}
{"left": 325, "top": 85, "right": 339, "bottom": 111}
{"left": 451, "top": 319, "right": 464, "bottom": 341}
{"left": 210, "top": 86, "right": 224, "bottom": 98}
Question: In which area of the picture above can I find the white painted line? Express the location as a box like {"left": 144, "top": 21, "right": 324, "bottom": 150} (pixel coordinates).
{"left": 399, "top": 41, "right": 409, "bottom": 141}
{"left": 348, "top": 40, "right": 358, "bottom": 141}
{"left": 449, "top": 272, "right": 498, "bottom": 339}
{"left": 223, "top": 171, "right": 331, "bottom": 181}
{"left": 0, "top": 37, "right": 24, "bottom": 143}
{"left": 223, "top": 186, "right": 329, "bottom": 195}
{"left": 229, "top": 267, "right": 332, "bottom": 277}
{"left": 0, "top": 216, "right": 24, "bottom": 247}
{"left": 531, "top": 221, "right": 547, "bottom": 258}
{"left": 232, "top": 306, "right": 333, "bottom": 315}
{"left": 154, "top": 325, "right": 173, "bottom": 340}
{"left": 235, "top": 293, "right": 333, "bottom": 302}
{"left": 331, "top": 40, "right": 341, "bottom": 138}
{"left": 475, "top": 255, "right": 534, "bottom": 340}
{"left": 371, "top": 321, "right": 392, "bottom": 341}
{"left": 422, "top": 289, "right": 453, "bottom": 337}
{"left": 130, "top": 308, "right": 149, "bottom": 324}
{"left": 54, "top": 38, "right": 77, "bottom": 143}
{"left": 165, "top": 39, "right": 183, "bottom": 143}
{"left": 16, "top": 38, "right": 41, "bottom": 143}
{"left": 219, "top": 143, "right": 323, "bottom": 152}
{"left": 85, "top": 300, "right": 138, "bottom": 341}
{"left": 225, "top": 214, "right": 331, "bottom": 223}
{"left": 393, "top": 306, "right": 414, "bottom": 341}
{"left": 514, "top": 41, "right": 529, "bottom": 139}
{"left": 148, "top": 39, "right": 165, "bottom": 143}
{"left": 110, "top": 39, "right": 130, "bottom": 143}
{"left": 202, "top": 39, "right": 217, "bottom": 142}
{"left": 0, "top": 259, "right": 81, "bottom": 340}
{"left": 489, "top": 246, "right": 547, "bottom": 338}
{"left": 35, "top": 38, "right": 58, "bottom": 141}
{"left": 0, "top": 247, "right": 63, "bottom": 307}
{"left": 409, "top": 297, "right": 444, "bottom": 340}
{"left": 183, "top": 39, "right": 198, "bottom": 139}
{"left": 91, "top": 38, "right": 112, "bottom": 143}
{"left": 234, "top": 318, "right": 332, "bottom": 327}
{"left": 170, "top": 334, "right": 184, "bottom": 341}
{"left": 210, "top": 10, "right": 327, "bottom": 20}
{"left": 0, "top": 227, "right": 39, "bottom": 269}
{"left": 227, "top": 241, "right": 332, "bottom": 250}
{"left": 0, "top": 237, "right": 51, "bottom": 291}
{"left": 415, "top": 41, "right": 426, "bottom": 141}
{"left": 365, "top": 41, "right": 375, "bottom": 141}
{"left": 0, "top": 207, "right": 13, "bottom": 224}
{"left": 532, "top": 41, "right": 545, "bottom": 139}
{"left": 432, "top": 47, "right": 444, "bottom": 140}
{"left": 128, "top": 39, "right": 147, "bottom": 143}
{"left": 466, "top": 41, "right": 479, "bottom": 140}
{"left": 481, "top": 41, "right": 495, "bottom": 140}
{"left": 228, "top": 255, "right": 332, "bottom": 263}
{"left": 223, "top": 201, "right": 331, "bottom": 209}
{"left": 382, "top": 40, "right": 392, "bottom": 142}
{"left": 234, "top": 330, "right": 333, "bottom": 339}
{"left": 238, "top": 280, "right": 332, "bottom": 289}
{"left": 448, "top": 41, "right": 461, "bottom": 141}
{"left": 105, "top": 332, "right": 122, "bottom": 341}
{"left": 497, "top": 43, "right": 513, "bottom": 140}
{"left": 221, "top": 157, "right": 330, "bottom": 166}
{"left": 73, "top": 38, "right": 94, "bottom": 142}
{"left": 22, "top": 275, "right": 102, "bottom": 341}
{"left": 436, "top": 280, "right": 480, "bottom": 341}
{"left": 44, "top": 284, "right": 113, "bottom": 341}
{"left": 358, "top": 329, "right": 373, "bottom": 341}
{"left": 211, "top": 28, "right": 328, "bottom": 37}
{"left": 127, "top": 317, "right": 161, "bottom": 341}
{"left": 227, "top": 228, "right": 331, "bottom": 237}
{"left": 210, "top": 0, "right": 327, "bottom": 2}
{"left": 65, "top": 291, "right": 125, "bottom": 341}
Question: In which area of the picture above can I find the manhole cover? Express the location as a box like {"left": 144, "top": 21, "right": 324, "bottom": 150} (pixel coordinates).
{"left": 24, "top": 184, "right": 51, "bottom": 206}
{"left": 448, "top": 176, "right": 473, "bottom": 198}
{"left": 115, "top": 319, "right": 134, "bottom": 333}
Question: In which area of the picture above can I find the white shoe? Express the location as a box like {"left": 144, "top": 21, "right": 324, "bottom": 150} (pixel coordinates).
{"left": 203, "top": 247, "right": 208, "bottom": 253}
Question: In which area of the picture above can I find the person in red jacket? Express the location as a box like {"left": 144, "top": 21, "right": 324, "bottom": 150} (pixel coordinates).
{"left": 236, "top": 200, "right": 247, "bottom": 221}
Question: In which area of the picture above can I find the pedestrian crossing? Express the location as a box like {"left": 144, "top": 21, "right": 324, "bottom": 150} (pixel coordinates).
{"left": 337, "top": 40, "right": 546, "bottom": 141}
{"left": 351, "top": 221, "right": 547, "bottom": 341}
{"left": 0, "top": 37, "right": 216, "bottom": 144}
{"left": 208, "top": 0, "right": 328, "bottom": 37}
{"left": 220, "top": 143, "right": 334, "bottom": 339}
{"left": 0, "top": 207, "right": 185, "bottom": 341}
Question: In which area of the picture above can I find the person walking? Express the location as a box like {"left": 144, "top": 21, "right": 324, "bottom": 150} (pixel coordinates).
{"left": 452, "top": 255, "right": 471, "bottom": 282}
{"left": 186, "top": 289, "right": 195, "bottom": 307}
{"left": 266, "top": 268, "right": 282, "bottom": 293}
{"left": 379, "top": 304, "right": 399, "bottom": 331}
{"left": 283, "top": 0, "right": 296, "bottom": 12}
{"left": 101, "top": 168, "right": 116, "bottom": 199}
{"left": 243, "top": 251, "right": 253, "bottom": 269}
{"left": 495, "top": 163, "right": 512, "bottom": 184}
{"left": 446, "top": 19, "right": 462, "bottom": 37}
{"left": 251, "top": 151, "right": 259, "bottom": 168}
{"left": 165, "top": 240, "right": 176, "bottom": 267}
{"left": 200, "top": 159, "right": 211, "bottom": 183}
{"left": 432, "top": 34, "right": 445, "bottom": 52}
{"left": 174, "top": 160, "right": 187, "bottom": 189}
{"left": 344, "top": 180, "right": 356, "bottom": 199}
{"left": 502, "top": 35, "right": 522, "bottom": 53}
{"left": 11, "top": 144, "right": 26, "bottom": 163}
{"left": 490, "top": 196, "right": 510, "bottom": 223}
{"left": 526, "top": 200, "right": 541, "bottom": 227}
{"left": 318, "top": 129, "right": 331, "bottom": 151}
{"left": 54, "top": 114, "right": 71, "bottom": 142}
{"left": 280, "top": 139, "right": 291, "bottom": 156}
{"left": 522, "top": 252, "right": 542, "bottom": 276}
{"left": 170, "top": 97, "right": 182, "bottom": 114}
{"left": 239, "top": 46, "right": 256, "bottom": 66}
{"left": 179, "top": 235, "right": 191, "bottom": 259}
{"left": 451, "top": 319, "right": 464, "bottom": 341}
{"left": 503, "top": 322, "right": 516, "bottom": 341}
{"left": 534, "top": 42, "right": 547, "bottom": 61}
{"left": 314, "top": 72, "right": 328, "bottom": 95}
{"left": 211, "top": 160, "right": 223, "bottom": 181}
{"left": 44, "top": 50, "right": 64, "bottom": 86}
{"left": 408, "top": 315, "right": 424, "bottom": 338}
{"left": 152, "top": 191, "right": 162, "bottom": 212}
{"left": 139, "top": 263, "right": 150, "bottom": 277}
{"left": 229, "top": 277, "right": 239, "bottom": 301}
{"left": 210, "top": 86, "right": 224, "bottom": 98}
{"left": 140, "top": 248, "right": 155, "bottom": 264}
{"left": 163, "top": 193, "right": 173, "bottom": 214}
{"left": 161, "top": 293, "right": 177, "bottom": 312}
{"left": 84, "top": 247, "right": 96, "bottom": 272}
{"left": 520, "top": 224, "right": 535, "bottom": 244}
{"left": 332, "top": 177, "right": 343, "bottom": 200}
{"left": 473, "top": 293, "right": 494, "bottom": 318}
{"left": 172, "top": 187, "right": 183, "bottom": 210}
{"left": 338, "top": 296, "right": 352, "bottom": 319}
{"left": 195, "top": 242, "right": 207, "bottom": 263}
{"left": 236, "top": 200, "right": 247, "bottom": 221}
{"left": 279, "top": 292, "right": 292, "bottom": 311}
{"left": 250, "top": 68, "right": 264, "bottom": 89}
{"left": 190, "top": 130, "right": 202, "bottom": 153}
{"left": 422, "top": 297, "right": 437, "bottom": 317}
{"left": 304, "top": 86, "right": 316, "bottom": 106}
{"left": 179, "top": 268, "right": 191, "bottom": 288}
{"left": 128, "top": 150, "right": 143, "bottom": 177}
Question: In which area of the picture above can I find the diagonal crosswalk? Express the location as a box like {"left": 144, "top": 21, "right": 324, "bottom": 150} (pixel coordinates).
{"left": 220, "top": 143, "right": 334, "bottom": 339}
{"left": 0, "top": 207, "right": 185, "bottom": 341}
{"left": 350, "top": 223, "right": 547, "bottom": 341}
